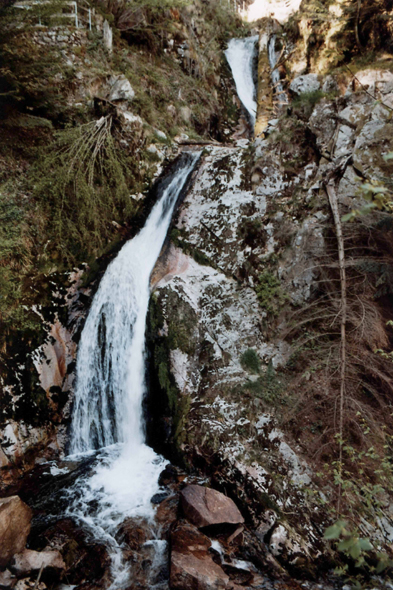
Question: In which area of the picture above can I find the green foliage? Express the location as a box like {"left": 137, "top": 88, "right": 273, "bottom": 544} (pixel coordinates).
{"left": 32, "top": 116, "right": 137, "bottom": 262}
{"left": 324, "top": 520, "right": 393, "bottom": 587}
{"left": 240, "top": 348, "right": 261, "bottom": 374}
{"left": 256, "top": 270, "right": 288, "bottom": 316}
{"left": 243, "top": 362, "right": 284, "bottom": 405}
{"left": 292, "top": 89, "right": 326, "bottom": 119}
{"left": 342, "top": 178, "right": 393, "bottom": 222}
{"left": 0, "top": 4, "right": 70, "bottom": 116}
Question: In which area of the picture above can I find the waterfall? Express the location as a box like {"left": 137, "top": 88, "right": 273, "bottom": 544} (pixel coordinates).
{"left": 268, "top": 35, "right": 286, "bottom": 106}
{"left": 225, "top": 35, "right": 258, "bottom": 128}
{"left": 65, "top": 151, "right": 200, "bottom": 589}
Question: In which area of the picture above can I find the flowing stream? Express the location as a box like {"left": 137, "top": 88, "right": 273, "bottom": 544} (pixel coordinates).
{"left": 65, "top": 151, "right": 200, "bottom": 589}
{"left": 225, "top": 35, "right": 258, "bottom": 128}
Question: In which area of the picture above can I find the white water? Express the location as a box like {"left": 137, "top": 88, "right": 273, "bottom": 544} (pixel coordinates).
{"left": 268, "top": 35, "right": 287, "bottom": 106}
{"left": 225, "top": 35, "right": 258, "bottom": 128}
{"left": 65, "top": 152, "right": 200, "bottom": 589}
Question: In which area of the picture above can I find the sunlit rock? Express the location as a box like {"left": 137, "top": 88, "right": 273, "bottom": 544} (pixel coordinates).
{"left": 0, "top": 497, "right": 32, "bottom": 568}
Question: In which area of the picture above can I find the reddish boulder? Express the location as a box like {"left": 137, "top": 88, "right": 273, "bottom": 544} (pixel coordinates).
{"left": 170, "top": 522, "right": 229, "bottom": 590}
{"left": 0, "top": 497, "right": 32, "bottom": 568}
{"left": 180, "top": 486, "right": 244, "bottom": 529}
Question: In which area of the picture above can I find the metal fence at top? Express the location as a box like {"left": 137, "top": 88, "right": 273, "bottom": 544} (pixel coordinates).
{"left": 14, "top": 0, "right": 94, "bottom": 30}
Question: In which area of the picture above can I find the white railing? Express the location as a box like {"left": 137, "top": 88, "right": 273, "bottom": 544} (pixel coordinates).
{"left": 14, "top": 0, "right": 93, "bottom": 30}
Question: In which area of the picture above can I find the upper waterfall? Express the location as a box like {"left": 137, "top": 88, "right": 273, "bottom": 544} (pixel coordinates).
{"left": 268, "top": 35, "right": 287, "bottom": 106}
{"left": 225, "top": 35, "right": 258, "bottom": 128}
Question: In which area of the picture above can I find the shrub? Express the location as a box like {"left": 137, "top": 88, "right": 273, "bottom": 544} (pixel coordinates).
{"left": 256, "top": 270, "right": 288, "bottom": 316}
{"left": 240, "top": 348, "right": 260, "bottom": 374}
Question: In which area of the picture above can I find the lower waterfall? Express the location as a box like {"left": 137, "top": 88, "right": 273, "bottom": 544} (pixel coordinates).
{"left": 225, "top": 35, "right": 258, "bottom": 128}
{"left": 64, "top": 151, "right": 200, "bottom": 589}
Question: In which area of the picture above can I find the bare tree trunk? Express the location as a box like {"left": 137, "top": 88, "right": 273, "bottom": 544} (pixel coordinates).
{"left": 325, "top": 181, "right": 347, "bottom": 515}
{"left": 355, "top": 0, "right": 363, "bottom": 49}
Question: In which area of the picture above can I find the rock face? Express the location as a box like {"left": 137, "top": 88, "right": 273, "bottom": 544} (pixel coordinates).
{"left": 180, "top": 485, "right": 244, "bottom": 529}
{"left": 0, "top": 497, "right": 32, "bottom": 568}
{"left": 11, "top": 549, "right": 65, "bottom": 576}
{"left": 170, "top": 522, "right": 229, "bottom": 590}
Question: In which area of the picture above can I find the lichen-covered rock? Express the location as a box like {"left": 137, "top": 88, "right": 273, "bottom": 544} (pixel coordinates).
{"left": 181, "top": 485, "right": 244, "bottom": 528}
{"left": 353, "top": 119, "right": 393, "bottom": 181}
{"left": 0, "top": 497, "right": 32, "bottom": 568}
{"left": 290, "top": 74, "right": 320, "bottom": 95}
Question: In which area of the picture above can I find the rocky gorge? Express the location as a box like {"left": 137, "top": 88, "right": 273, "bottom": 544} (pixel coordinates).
{"left": 1, "top": 0, "right": 393, "bottom": 589}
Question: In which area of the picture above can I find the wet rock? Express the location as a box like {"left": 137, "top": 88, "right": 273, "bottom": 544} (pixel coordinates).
{"left": 28, "top": 518, "right": 110, "bottom": 586}
{"left": 116, "top": 518, "right": 148, "bottom": 551}
{"left": 155, "top": 495, "right": 179, "bottom": 534}
{"left": 170, "top": 522, "right": 229, "bottom": 590}
{"left": 158, "top": 464, "right": 178, "bottom": 486}
{"left": 151, "top": 492, "right": 170, "bottom": 504}
{"left": 180, "top": 485, "right": 244, "bottom": 529}
{"left": 108, "top": 75, "right": 135, "bottom": 102}
{"left": 290, "top": 74, "right": 320, "bottom": 95}
{"left": 0, "top": 496, "right": 32, "bottom": 568}
{"left": 0, "top": 569, "right": 16, "bottom": 589}
{"left": 11, "top": 549, "right": 65, "bottom": 577}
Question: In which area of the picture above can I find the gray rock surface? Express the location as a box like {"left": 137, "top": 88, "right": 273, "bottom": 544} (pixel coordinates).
{"left": 108, "top": 75, "right": 135, "bottom": 102}
{"left": 290, "top": 74, "right": 320, "bottom": 95}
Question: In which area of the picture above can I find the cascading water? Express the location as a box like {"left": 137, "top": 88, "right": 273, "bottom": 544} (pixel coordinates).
{"left": 225, "top": 35, "right": 258, "bottom": 128}
{"left": 268, "top": 35, "right": 287, "bottom": 106}
{"left": 64, "top": 151, "right": 200, "bottom": 589}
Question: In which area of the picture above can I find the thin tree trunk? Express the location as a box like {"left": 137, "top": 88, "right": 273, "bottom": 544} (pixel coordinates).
{"left": 325, "top": 181, "right": 347, "bottom": 515}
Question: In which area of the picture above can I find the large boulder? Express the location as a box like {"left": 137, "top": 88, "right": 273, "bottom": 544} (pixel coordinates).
{"left": 0, "top": 497, "right": 32, "bottom": 568}
{"left": 108, "top": 75, "right": 135, "bottom": 102}
{"left": 170, "top": 523, "right": 229, "bottom": 590}
{"left": 11, "top": 549, "right": 65, "bottom": 577}
{"left": 180, "top": 485, "right": 244, "bottom": 529}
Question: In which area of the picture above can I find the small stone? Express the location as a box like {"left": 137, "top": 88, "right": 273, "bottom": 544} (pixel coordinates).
{"left": 154, "top": 129, "right": 167, "bottom": 141}
{"left": 179, "top": 106, "right": 192, "bottom": 123}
